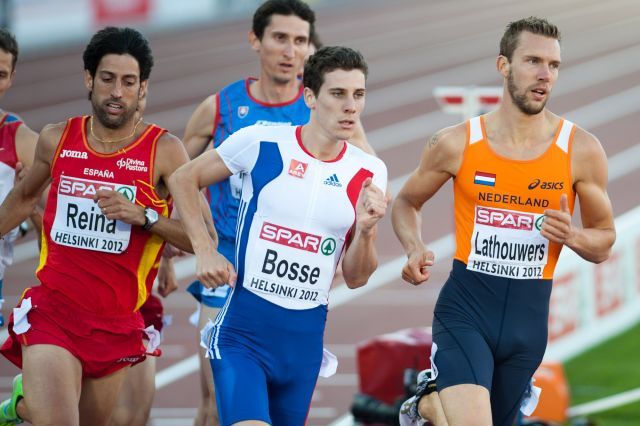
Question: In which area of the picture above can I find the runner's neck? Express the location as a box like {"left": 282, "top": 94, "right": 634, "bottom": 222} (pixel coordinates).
{"left": 250, "top": 77, "right": 300, "bottom": 104}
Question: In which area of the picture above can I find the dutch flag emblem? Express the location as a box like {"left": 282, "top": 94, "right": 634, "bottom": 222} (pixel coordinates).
{"left": 474, "top": 171, "right": 496, "bottom": 186}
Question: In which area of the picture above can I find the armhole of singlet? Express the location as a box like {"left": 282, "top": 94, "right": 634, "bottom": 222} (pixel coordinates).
{"left": 454, "top": 116, "right": 482, "bottom": 178}
{"left": 554, "top": 119, "right": 574, "bottom": 154}
{"left": 142, "top": 127, "right": 170, "bottom": 207}
{"left": 50, "top": 118, "right": 75, "bottom": 172}
{"left": 211, "top": 92, "right": 221, "bottom": 144}
{"left": 555, "top": 119, "right": 577, "bottom": 189}
{"left": 468, "top": 116, "right": 484, "bottom": 145}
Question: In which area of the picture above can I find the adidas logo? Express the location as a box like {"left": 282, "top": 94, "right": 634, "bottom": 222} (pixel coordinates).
{"left": 324, "top": 173, "right": 342, "bottom": 187}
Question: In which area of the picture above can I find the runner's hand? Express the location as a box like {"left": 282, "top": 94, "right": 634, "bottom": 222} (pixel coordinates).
{"left": 157, "top": 257, "right": 179, "bottom": 297}
{"left": 541, "top": 194, "right": 574, "bottom": 245}
{"left": 356, "top": 178, "right": 387, "bottom": 234}
{"left": 94, "top": 189, "right": 145, "bottom": 225}
{"left": 196, "top": 250, "right": 237, "bottom": 289}
{"left": 402, "top": 248, "right": 435, "bottom": 285}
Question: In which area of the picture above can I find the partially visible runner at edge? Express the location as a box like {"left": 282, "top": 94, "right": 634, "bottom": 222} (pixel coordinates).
{"left": 0, "top": 27, "right": 40, "bottom": 329}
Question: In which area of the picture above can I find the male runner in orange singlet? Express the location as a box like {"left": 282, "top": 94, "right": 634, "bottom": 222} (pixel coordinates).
{"left": 393, "top": 17, "right": 615, "bottom": 426}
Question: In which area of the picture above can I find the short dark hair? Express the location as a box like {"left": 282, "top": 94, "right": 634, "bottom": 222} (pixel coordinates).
{"left": 83, "top": 27, "right": 154, "bottom": 81}
{"left": 500, "top": 17, "right": 560, "bottom": 61}
{"left": 303, "top": 46, "right": 368, "bottom": 95}
{"left": 252, "top": 0, "right": 315, "bottom": 41}
{"left": 0, "top": 28, "right": 18, "bottom": 70}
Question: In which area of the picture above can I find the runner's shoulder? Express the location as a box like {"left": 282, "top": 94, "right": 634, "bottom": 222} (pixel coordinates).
{"left": 40, "top": 122, "right": 68, "bottom": 146}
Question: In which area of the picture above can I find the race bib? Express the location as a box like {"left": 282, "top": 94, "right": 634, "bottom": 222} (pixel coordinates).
{"left": 51, "top": 176, "right": 137, "bottom": 254}
{"left": 245, "top": 221, "right": 340, "bottom": 309}
{"left": 467, "top": 205, "right": 548, "bottom": 279}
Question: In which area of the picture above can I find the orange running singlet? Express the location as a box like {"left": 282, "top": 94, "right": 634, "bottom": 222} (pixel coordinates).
{"left": 453, "top": 115, "right": 575, "bottom": 280}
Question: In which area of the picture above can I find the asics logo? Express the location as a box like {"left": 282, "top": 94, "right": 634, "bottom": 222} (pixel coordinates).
{"left": 528, "top": 179, "right": 563, "bottom": 190}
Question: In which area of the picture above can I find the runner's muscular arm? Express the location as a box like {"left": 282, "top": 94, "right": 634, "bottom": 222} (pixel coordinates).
{"left": 182, "top": 94, "right": 219, "bottom": 239}
{"left": 168, "top": 149, "right": 236, "bottom": 288}
{"left": 391, "top": 124, "right": 465, "bottom": 284}
{"left": 541, "top": 129, "right": 615, "bottom": 263}
{"left": 183, "top": 94, "right": 217, "bottom": 159}
{"left": 150, "top": 133, "right": 205, "bottom": 251}
{"left": 15, "top": 123, "right": 38, "bottom": 167}
{"left": 342, "top": 177, "right": 388, "bottom": 288}
{"left": 15, "top": 123, "right": 45, "bottom": 237}
{"left": 0, "top": 123, "right": 59, "bottom": 238}
{"left": 96, "top": 133, "right": 197, "bottom": 252}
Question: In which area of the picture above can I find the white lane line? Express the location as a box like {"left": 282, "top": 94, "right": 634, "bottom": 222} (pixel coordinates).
{"left": 567, "top": 386, "right": 640, "bottom": 417}
{"left": 308, "top": 407, "right": 338, "bottom": 418}
{"left": 317, "top": 374, "right": 358, "bottom": 387}
{"left": 155, "top": 354, "right": 199, "bottom": 389}
{"left": 331, "top": 414, "right": 355, "bottom": 426}
{"left": 566, "top": 85, "right": 640, "bottom": 129}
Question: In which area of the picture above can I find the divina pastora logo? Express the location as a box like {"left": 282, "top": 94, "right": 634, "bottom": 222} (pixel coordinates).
{"left": 116, "top": 158, "right": 148, "bottom": 172}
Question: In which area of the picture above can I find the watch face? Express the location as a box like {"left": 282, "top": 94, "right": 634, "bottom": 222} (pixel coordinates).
{"left": 147, "top": 208, "right": 159, "bottom": 221}
{"left": 145, "top": 207, "right": 159, "bottom": 229}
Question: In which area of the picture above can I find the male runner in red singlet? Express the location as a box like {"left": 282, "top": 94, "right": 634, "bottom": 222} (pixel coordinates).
{"left": 0, "top": 28, "right": 39, "bottom": 329}
{"left": 0, "top": 27, "right": 197, "bottom": 426}
{"left": 392, "top": 17, "right": 615, "bottom": 426}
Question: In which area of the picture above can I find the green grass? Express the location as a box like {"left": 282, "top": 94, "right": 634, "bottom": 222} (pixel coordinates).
{"left": 563, "top": 322, "right": 640, "bottom": 425}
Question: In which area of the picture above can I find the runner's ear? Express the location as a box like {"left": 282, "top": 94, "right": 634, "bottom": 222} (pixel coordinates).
{"left": 248, "top": 31, "right": 260, "bottom": 52}
{"left": 303, "top": 87, "right": 316, "bottom": 109}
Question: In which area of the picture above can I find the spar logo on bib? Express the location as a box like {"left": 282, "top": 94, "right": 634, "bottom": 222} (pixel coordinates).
{"left": 260, "top": 222, "right": 323, "bottom": 253}
{"left": 59, "top": 176, "right": 120, "bottom": 199}
{"left": 475, "top": 206, "right": 535, "bottom": 230}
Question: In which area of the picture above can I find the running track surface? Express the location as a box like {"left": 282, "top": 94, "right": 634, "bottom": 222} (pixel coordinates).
{"left": 2, "top": 0, "right": 640, "bottom": 424}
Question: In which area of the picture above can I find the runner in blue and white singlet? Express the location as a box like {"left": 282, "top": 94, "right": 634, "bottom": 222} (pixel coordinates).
{"left": 187, "top": 78, "right": 309, "bottom": 306}
{"left": 211, "top": 123, "right": 385, "bottom": 424}
{"left": 170, "top": 46, "right": 387, "bottom": 425}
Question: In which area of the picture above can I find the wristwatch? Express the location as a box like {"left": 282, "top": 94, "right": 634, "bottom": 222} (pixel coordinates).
{"left": 142, "top": 207, "right": 159, "bottom": 230}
